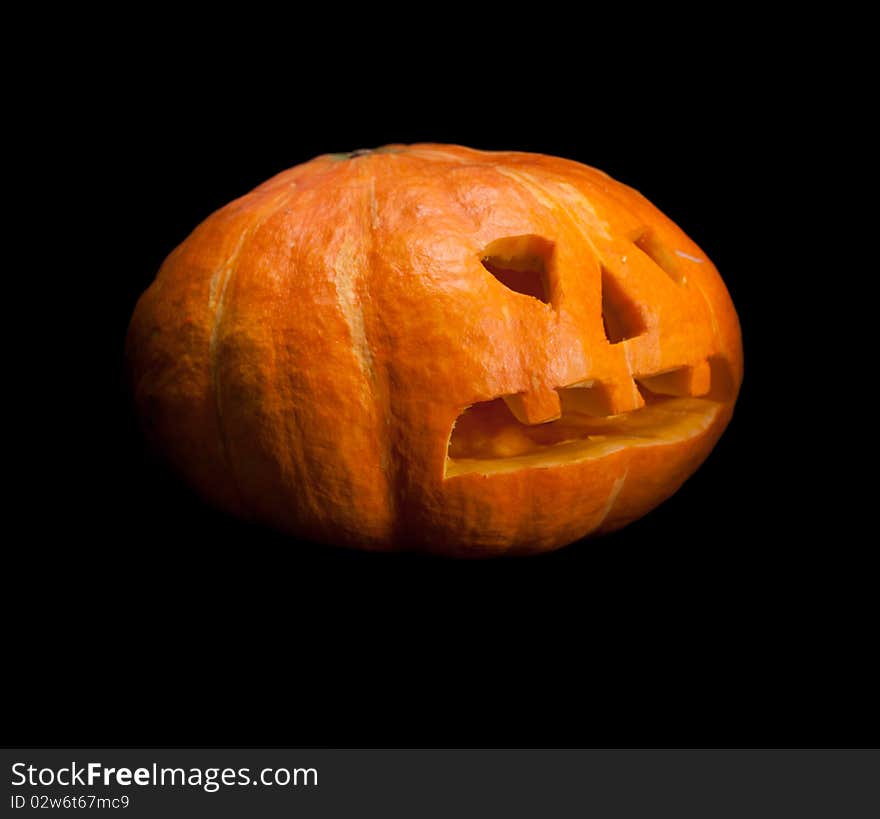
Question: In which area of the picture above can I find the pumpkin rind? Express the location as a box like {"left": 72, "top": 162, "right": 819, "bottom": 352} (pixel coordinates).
{"left": 126, "top": 144, "right": 742, "bottom": 556}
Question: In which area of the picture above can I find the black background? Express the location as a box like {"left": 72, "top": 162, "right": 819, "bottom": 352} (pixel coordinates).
{"left": 10, "top": 21, "right": 869, "bottom": 749}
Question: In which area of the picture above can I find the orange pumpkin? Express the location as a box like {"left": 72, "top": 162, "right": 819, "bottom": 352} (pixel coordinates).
{"left": 126, "top": 144, "right": 742, "bottom": 556}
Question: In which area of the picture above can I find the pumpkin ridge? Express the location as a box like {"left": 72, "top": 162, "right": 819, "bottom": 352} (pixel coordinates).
{"left": 208, "top": 188, "right": 296, "bottom": 514}
{"left": 593, "top": 467, "right": 629, "bottom": 531}
{"left": 346, "top": 165, "right": 400, "bottom": 541}
{"left": 690, "top": 276, "right": 722, "bottom": 344}
{"left": 369, "top": 174, "right": 403, "bottom": 541}
{"left": 362, "top": 169, "right": 408, "bottom": 547}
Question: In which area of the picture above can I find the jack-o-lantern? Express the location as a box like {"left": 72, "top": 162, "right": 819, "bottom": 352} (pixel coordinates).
{"left": 126, "top": 144, "right": 742, "bottom": 556}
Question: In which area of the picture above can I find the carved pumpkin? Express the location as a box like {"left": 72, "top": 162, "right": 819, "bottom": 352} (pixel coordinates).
{"left": 126, "top": 144, "right": 742, "bottom": 556}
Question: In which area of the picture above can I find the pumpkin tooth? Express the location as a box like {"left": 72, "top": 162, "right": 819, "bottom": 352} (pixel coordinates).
{"left": 558, "top": 380, "right": 644, "bottom": 416}
{"left": 502, "top": 386, "right": 562, "bottom": 425}
{"left": 637, "top": 362, "right": 712, "bottom": 397}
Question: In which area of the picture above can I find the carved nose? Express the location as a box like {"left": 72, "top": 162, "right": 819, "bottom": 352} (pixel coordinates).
{"left": 503, "top": 383, "right": 562, "bottom": 425}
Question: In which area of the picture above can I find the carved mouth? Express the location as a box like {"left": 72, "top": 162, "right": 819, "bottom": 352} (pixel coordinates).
{"left": 445, "top": 383, "right": 724, "bottom": 479}
{"left": 441, "top": 231, "right": 737, "bottom": 478}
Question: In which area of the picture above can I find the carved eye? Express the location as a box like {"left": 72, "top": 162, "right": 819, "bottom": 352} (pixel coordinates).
{"left": 632, "top": 228, "right": 685, "bottom": 284}
{"left": 480, "top": 235, "right": 555, "bottom": 305}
